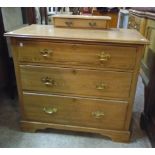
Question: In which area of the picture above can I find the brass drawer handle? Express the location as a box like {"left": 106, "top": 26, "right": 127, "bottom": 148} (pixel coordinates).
{"left": 96, "top": 82, "right": 107, "bottom": 91}
{"left": 89, "top": 22, "right": 96, "bottom": 27}
{"left": 43, "top": 107, "right": 57, "bottom": 115}
{"left": 41, "top": 77, "right": 56, "bottom": 87}
{"left": 99, "top": 52, "right": 111, "bottom": 62}
{"left": 40, "top": 49, "right": 52, "bottom": 58}
{"left": 65, "top": 21, "right": 73, "bottom": 27}
{"left": 92, "top": 111, "right": 105, "bottom": 119}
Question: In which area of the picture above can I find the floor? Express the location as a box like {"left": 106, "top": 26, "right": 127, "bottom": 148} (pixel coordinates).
{"left": 0, "top": 77, "right": 152, "bottom": 148}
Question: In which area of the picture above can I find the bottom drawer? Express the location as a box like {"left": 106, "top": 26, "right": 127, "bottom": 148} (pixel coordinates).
{"left": 22, "top": 92, "right": 128, "bottom": 130}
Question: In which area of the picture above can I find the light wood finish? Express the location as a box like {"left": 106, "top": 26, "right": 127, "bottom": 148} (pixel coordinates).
{"left": 23, "top": 92, "right": 128, "bottom": 130}
{"left": 10, "top": 38, "right": 26, "bottom": 119}
{"left": 20, "top": 65, "right": 132, "bottom": 99}
{"left": 20, "top": 120, "right": 131, "bottom": 142}
{"left": 52, "top": 15, "right": 111, "bottom": 29}
{"left": 92, "top": 10, "right": 119, "bottom": 28}
{"left": 124, "top": 45, "right": 144, "bottom": 130}
{"left": 17, "top": 40, "right": 137, "bottom": 70}
{"left": 52, "top": 15, "right": 112, "bottom": 20}
{"left": 4, "top": 25, "right": 148, "bottom": 45}
{"left": 5, "top": 24, "right": 148, "bottom": 142}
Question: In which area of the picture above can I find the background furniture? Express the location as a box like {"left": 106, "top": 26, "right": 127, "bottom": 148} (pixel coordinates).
{"left": 0, "top": 9, "right": 10, "bottom": 93}
{"left": 128, "top": 8, "right": 155, "bottom": 147}
{"left": 128, "top": 10, "right": 146, "bottom": 35}
{"left": 21, "top": 7, "right": 36, "bottom": 25}
{"left": 92, "top": 7, "right": 119, "bottom": 28}
{"left": 117, "top": 9, "right": 129, "bottom": 28}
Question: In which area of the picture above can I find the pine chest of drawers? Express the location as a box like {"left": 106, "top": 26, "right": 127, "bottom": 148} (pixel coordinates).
{"left": 5, "top": 24, "right": 148, "bottom": 142}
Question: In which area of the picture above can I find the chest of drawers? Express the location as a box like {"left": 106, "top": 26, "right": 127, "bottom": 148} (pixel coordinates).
{"left": 5, "top": 24, "right": 148, "bottom": 142}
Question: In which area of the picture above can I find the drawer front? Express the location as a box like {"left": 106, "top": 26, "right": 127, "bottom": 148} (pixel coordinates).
{"left": 23, "top": 92, "right": 128, "bottom": 130}
{"left": 20, "top": 66, "right": 132, "bottom": 99}
{"left": 53, "top": 18, "right": 109, "bottom": 29}
{"left": 18, "top": 41, "right": 137, "bottom": 70}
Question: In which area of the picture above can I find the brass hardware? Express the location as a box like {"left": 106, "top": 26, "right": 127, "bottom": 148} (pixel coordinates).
{"left": 41, "top": 77, "right": 56, "bottom": 86}
{"left": 43, "top": 107, "right": 57, "bottom": 115}
{"left": 96, "top": 82, "right": 107, "bottom": 91}
{"left": 92, "top": 111, "right": 105, "bottom": 119}
{"left": 65, "top": 21, "right": 73, "bottom": 27}
{"left": 99, "top": 52, "right": 111, "bottom": 62}
{"left": 40, "top": 49, "right": 52, "bottom": 58}
{"left": 89, "top": 22, "right": 96, "bottom": 27}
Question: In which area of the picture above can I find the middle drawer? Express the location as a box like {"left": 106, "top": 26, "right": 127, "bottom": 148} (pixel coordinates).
{"left": 20, "top": 65, "right": 132, "bottom": 99}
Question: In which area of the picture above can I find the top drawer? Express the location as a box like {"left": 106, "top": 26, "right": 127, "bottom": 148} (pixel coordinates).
{"left": 17, "top": 40, "right": 137, "bottom": 70}
{"left": 53, "top": 18, "right": 110, "bottom": 29}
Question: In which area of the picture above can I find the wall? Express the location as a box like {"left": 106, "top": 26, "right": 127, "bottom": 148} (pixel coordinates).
{"left": 1, "top": 7, "right": 23, "bottom": 31}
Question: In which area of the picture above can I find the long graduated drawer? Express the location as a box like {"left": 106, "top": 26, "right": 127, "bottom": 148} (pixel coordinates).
{"left": 23, "top": 92, "right": 128, "bottom": 130}
{"left": 20, "top": 65, "right": 132, "bottom": 99}
{"left": 17, "top": 40, "right": 137, "bottom": 70}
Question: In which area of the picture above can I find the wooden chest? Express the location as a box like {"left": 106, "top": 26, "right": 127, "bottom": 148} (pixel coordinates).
{"left": 4, "top": 24, "right": 148, "bottom": 142}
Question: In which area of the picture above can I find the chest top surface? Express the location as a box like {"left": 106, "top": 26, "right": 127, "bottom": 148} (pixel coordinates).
{"left": 4, "top": 24, "right": 148, "bottom": 45}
